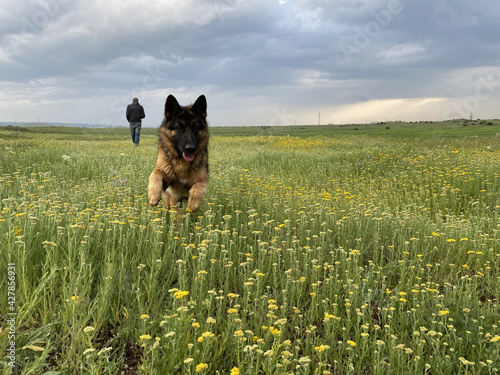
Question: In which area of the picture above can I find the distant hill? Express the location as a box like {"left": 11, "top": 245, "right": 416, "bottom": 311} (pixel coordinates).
{"left": 0, "top": 122, "right": 117, "bottom": 128}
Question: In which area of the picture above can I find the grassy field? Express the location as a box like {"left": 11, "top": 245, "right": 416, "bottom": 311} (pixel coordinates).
{"left": 0, "top": 122, "right": 499, "bottom": 374}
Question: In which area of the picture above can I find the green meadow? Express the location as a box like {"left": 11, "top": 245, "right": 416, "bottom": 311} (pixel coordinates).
{"left": 0, "top": 122, "right": 499, "bottom": 374}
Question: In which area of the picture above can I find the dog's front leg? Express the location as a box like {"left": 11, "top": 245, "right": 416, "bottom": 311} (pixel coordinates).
{"left": 187, "top": 181, "right": 208, "bottom": 212}
{"left": 148, "top": 169, "right": 165, "bottom": 206}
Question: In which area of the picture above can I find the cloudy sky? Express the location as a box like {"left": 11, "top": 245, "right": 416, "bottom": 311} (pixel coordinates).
{"left": 1, "top": 0, "right": 500, "bottom": 127}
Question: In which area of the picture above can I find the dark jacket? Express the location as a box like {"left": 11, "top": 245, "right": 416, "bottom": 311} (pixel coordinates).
{"left": 126, "top": 103, "right": 146, "bottom": 123}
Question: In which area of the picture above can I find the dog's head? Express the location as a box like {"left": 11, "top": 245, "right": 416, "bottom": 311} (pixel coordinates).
{"left": 163, "top": 94, "right": 208, "bottom": 162}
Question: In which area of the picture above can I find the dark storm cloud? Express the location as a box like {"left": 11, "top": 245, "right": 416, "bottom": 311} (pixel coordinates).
{"left": 1, "top": 0, "right": 499, "bottom": 125}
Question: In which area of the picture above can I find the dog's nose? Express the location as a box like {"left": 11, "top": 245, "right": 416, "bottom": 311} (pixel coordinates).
{"left": 185, "top": 145, "right": 196, "bottom": 154}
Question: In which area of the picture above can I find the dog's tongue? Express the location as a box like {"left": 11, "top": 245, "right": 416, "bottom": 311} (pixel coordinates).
{"left": 183, "top": 153, "right": 195, "bottom": 162}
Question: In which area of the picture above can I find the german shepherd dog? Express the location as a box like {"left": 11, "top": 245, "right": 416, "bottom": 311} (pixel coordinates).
{"left": 148, "top": 94, "right": 209, "bottom": 212}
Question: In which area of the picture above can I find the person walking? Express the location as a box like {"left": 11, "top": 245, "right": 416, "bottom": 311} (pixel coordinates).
{"left": 126, "top": 98, "right": 145, "bottom": 146}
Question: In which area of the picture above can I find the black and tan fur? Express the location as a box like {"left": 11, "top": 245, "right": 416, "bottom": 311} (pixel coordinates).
{"left": 148, "top": 94, "right": 209, "bottom": 212}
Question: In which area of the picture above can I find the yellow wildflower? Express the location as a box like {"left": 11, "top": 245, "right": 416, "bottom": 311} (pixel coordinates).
{"left": 315, "top": 344, "right": 330, "bottom": 352}
{"left": 195, "top": 363, "right": 209, "bottom": 372}
{"left": 174, "top": 291, "right": 190, "bottom": 299}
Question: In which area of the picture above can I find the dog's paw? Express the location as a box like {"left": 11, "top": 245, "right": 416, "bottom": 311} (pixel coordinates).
{"left": 149, "top": 198, "right": 160, "bottom": 207}
{"left": 148, "top": 170, "right": 164, "bottom": 207}
{"left": 148, "top": 188, "right": 161, "bottom": 206}
{"left": 148, "top": 197, "right": 160, "bottom": 207}
{"left": 186, "top": 198, "right": 201, "bottom": 212}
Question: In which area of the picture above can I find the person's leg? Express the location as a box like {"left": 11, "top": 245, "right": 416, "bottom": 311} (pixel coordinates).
{"left": 129, "top": 123, "right": 135, "bottom": 143}
{"left": 135, "top": 125, "right": 141, "bottom": 145}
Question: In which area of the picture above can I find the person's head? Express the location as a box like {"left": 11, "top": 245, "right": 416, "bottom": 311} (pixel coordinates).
{"left": 133, "top": 98, "right": 139, "bottom": 104}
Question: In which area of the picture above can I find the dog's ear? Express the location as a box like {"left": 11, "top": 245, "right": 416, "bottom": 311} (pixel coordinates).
{"left": 192, "top": 95, "right": 207, "bottom": 119}
{"left": 165, "top": 95, "right": 181, "bottom": 121}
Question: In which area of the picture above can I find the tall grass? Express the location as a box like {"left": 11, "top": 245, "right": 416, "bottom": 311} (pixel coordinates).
{"left": 0, "top": 129, "right": 499, "bottom": 374}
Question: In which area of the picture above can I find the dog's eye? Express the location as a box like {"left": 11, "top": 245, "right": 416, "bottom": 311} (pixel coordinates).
{"left": 168, "top": 121, "right": 180, "bottom": 131}
{"left": 193, "top": 121, "right": 204, "bottom": 131}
